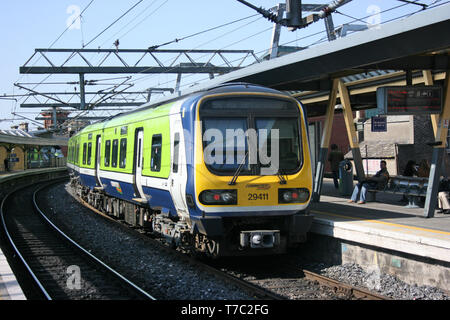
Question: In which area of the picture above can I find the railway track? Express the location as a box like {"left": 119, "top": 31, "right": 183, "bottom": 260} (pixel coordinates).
{"left": 67, "top": 182, "right": 389, "bottom": 300}
{"left": 211, "top": 257, "right": 390, "bottom": 300}
{"left": 69, "top": 184, "right": 282, "bottom": 300}
{"left": 0, "top": 179, "right": 156, "bottom": 300}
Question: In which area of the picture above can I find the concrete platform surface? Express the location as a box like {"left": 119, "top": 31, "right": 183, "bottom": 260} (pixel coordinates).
{"left": 0, "top": 248, "right": 26, "bottom": 300}
{"left": 311, "top": 178, "right": 450, "bottom": 263}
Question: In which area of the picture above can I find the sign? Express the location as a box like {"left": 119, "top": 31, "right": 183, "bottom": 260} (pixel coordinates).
{"left": 371, "top": 116, "right": 387, "bottom": 132}
{"left": 377, "top": 86, "right": 442, "bottom": 115}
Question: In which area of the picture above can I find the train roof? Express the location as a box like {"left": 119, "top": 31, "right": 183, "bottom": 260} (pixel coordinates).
{"left": 72, "top": 83, "right": 290, "bottom": 137}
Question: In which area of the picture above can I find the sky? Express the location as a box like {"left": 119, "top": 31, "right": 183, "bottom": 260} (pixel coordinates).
{"left": 0, "top": 0, "right": 446, "bottom": 131}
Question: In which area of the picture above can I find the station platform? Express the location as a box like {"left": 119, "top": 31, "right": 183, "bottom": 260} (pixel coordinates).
{"left": 309, "top": 178, "right": 450, "bottom": 290}
{"left": 0, "top": 248, "right": 26, "bottom": 300}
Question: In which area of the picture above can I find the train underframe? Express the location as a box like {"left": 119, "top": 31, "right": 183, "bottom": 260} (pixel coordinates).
{"left": 71, "top": 177, "right": 313, "bottom": 257}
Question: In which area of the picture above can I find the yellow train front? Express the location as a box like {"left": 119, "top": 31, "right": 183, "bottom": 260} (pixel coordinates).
{"left": 185, "top": 84, "right": 314, "bottom": 256}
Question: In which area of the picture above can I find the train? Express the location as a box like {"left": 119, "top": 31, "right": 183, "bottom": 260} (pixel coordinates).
{"left": 67, "top": 83, "right": 314, "bottom": 257}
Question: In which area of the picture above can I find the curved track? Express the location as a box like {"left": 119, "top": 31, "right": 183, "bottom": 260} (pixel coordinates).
{"left": 1, "top": 179, "right": 156, "bottom": 300}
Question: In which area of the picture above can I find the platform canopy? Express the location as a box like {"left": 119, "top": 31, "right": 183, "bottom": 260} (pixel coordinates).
{"left": 148, "top": 4, "right": 450, "bottom": 103}
{"left": 0, "top": 133, "right": 68, "bottom": 147}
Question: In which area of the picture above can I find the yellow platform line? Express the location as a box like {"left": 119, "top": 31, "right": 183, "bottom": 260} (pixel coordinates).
{"left": 311, "top": 209, "right": 450, "bottom": 236}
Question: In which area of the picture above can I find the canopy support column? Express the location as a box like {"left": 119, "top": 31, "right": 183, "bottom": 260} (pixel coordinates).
{"left": 312, "top": 78, "right": 339, "bottom": 202}
{"left": 424, "top": 71, "right": 450, "bottom": 218}
{"left": 338, "top": 80, "right": 365, "bottom": 182}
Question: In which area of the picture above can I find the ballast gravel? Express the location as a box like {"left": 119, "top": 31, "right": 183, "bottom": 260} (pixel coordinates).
{"left": 39, "top": 182, "right": 253, "bottom": 300}
{"left": 310, "top": 262, "right": 449, "bottom": 300}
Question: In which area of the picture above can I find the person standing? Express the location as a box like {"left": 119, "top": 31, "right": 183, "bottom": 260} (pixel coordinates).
{"left": 328, "top": 144, "right": 344, "bottom": 189}
{"left": 3, "top": 157, "right": 9, "bottom": 172}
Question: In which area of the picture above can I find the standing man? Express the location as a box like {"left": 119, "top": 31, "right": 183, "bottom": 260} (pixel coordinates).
{"left": 328, "top": 144, "right": 344, "bottom": 189}
{"left": 4, "top": 156, "right": 9, "bottom": 172}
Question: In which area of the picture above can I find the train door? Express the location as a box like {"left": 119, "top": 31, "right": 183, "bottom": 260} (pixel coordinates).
{"left": 169, "top": 118, "right": 188, "bottom": 218}
{"left": 95, "top": 135, "right": 102, "bottom": 186}
{"left": 134, "top": 129, "right": 146, "bottom": 200}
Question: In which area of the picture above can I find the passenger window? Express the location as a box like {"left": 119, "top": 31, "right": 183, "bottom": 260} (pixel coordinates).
{"left": 112, "top": 139, "right": 118, "bottom": 168}
{"left": 173, "top": 133, "right": 180, "bottom": 173}
{"left": 83, "top": 143, "right": 87, "bottom": 165}
{"left": 119, "top": 138, "right": 127, "bottom": 168}
{"left": 105, "top": 140, "right": 111, "bottom": 167}
{"left": 151, "top": 135, "right": 162, "bottom": 172}
{"left": 76, "top": 142, "right": 80, "bottom": 164}
{"left": 87, "top": 142, "right": 92, "bottom": 165}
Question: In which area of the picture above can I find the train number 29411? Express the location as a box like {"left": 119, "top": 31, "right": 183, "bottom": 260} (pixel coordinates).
{"left": 248, "top": 193, "right": 269, "bottom": 201}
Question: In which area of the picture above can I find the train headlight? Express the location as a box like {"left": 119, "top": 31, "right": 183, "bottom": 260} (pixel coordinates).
{"left": 252, "top": 234, "right": 262, "bottom": 246}
{"left": 199, "top": 190, "right": 237, "bottom": 205}
{"left": 221, "top": 192, "right": 234, "bottom": 202}
{"left": 278, "top": 188, "right": 310, "bottom": 204}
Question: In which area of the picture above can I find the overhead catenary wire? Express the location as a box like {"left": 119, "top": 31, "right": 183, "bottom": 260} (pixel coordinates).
{"left": 98, "top": 0, "right": 162, "bottom": 48}
{"left": 10, "top": 0, "right": 97, "bottom": 126}
{"left": 174, "top": 0, "right": 448, "bottom": 92}
{"left": 7, "top": 0, "right": 446, "bottom": 131}
{"left": 83, "top": 0, "right": 145, "bottom": 48}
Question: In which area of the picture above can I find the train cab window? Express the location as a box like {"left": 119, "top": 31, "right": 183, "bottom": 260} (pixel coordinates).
{"left": 119, "top": 138, "right": 127, "bottom": 168}
{"left": 112, "top": 139, "right": 118, "bottom": 168}
{"left": 172, "top": 133, "right": 180, "bottom": 173}
{"left": 104, "top": 140, "right": 111, "bottom": 167}
{"left": 87, "top": 142, "right": 92, "bottom": 165}
{"left": 82, "top": 143, "right": 87, "bottom": 165}
{"left": 255, "top": 118, "right": 301, "bottom": 173}
{"left": 151, "top": 134, "right": 162, "bottom": 172}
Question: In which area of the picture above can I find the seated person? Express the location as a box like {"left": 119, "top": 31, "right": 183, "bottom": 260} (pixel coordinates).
{"left": 438, "top": 177, "right": 450, "bottom": 214}
{"left": 348, "top": 160, "right": 389, "bottom": 204}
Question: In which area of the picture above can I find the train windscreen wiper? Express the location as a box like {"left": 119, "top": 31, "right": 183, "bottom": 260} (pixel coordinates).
{"left": 277, "top": 169, "right": 287, "bottom": 185}
{"left": 228, "top": 151, "right": 249, "bottom": 186}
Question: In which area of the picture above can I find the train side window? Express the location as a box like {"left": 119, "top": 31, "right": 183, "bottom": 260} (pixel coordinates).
{"left": 87, "top": 142, "right": 92, "bottom": 165}
{"left": 173, "top": 133, "right": 180, "bottom": 173}
{"left": 83, "top": 143, "right": 87, "bottom": 165}
{"left": 112, "top": 139, "right": 118, "bottom": 168}
{"left": 104, "top": 140, "right": 111, "bottom": 167}
{"left": 76, "top": 142, "right": 80, "bottom": 164}
{"left": 119, "top": 138, "right": 127, "bottom": 168}
{"left": 151, "top": 134, "right": 162, "bottom": 172}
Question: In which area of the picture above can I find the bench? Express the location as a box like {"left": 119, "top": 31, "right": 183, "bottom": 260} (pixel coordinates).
{"left": 367, "top": 175, "right": 429, "bottom": 208}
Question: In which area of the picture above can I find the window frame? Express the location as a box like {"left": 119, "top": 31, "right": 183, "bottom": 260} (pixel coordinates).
{"left": 87, "top": 142, "right": 92, "bottom": 165}
{"left": 104, "top": 140, "right": 111, "bottom": 167}
{"left": 119, "top": 138, "right": 127, "bottom": 169}
{"left": 150, "top": 134, "right": 162, "bottom": 172}
{"left": 173, "top": 133, "right": 180, "bottom": 173}
{"left": 112, "top": 139, "right": 119, "bottom": 168}
{"left": 82, "top": 143, "right": 87, "bottom": 165}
